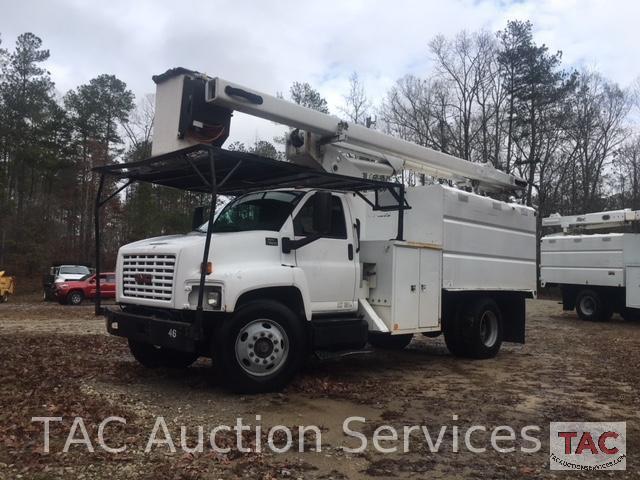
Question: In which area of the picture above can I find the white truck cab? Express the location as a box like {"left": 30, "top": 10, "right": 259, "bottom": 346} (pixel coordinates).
{"left": 96, "top": 69, "right": 536, "bottom": 393}
{"left": 117, "top": 189, "right": 359, "bottom": 318}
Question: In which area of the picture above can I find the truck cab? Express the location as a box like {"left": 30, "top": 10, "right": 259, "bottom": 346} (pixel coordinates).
{"left": 110, "top": 187, "right": 371, "bottom": 392}
{"left": 116, "top": 189, "right": 358, "bottom": 318}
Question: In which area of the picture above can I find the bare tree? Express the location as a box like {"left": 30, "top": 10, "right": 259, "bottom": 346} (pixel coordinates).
{"left": 123, "top": 93, "right": 154, "bottom": 159}
{"left": 339, "top": 72, "right": 371, "bottom": 125}
{"left": 564, "top": 72, "right": 630, "bottom": 211}
{"left": 380, "top": 75, "right": 444, "bottom": 149}
{"left": 429, "top": 31, "right": 494, "bottom": 160}
{"left": 612, "top": 136, "right": 640, "bottom": 210}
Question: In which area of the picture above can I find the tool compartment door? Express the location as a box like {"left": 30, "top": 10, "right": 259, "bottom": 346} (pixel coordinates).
{"left": 626, "top": 267, "right": 640, "bottom": 308}
{"left": 419, "top": 249, "right": 441, "bottom": 329}
{"left": 392, "top": 246, "right": 420, "bottom": 331}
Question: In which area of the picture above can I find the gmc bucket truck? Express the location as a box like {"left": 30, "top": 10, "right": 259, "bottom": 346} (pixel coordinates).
{"left": 540, "top": 209, "right": 640, "bottom": 322}
{"left": 94, "top": 68, "right": 536, "bottom": 393}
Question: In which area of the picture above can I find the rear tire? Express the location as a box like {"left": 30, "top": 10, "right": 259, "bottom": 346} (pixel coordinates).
{"left": 444, "top": 297, "right": 503, "bottom": 359}
{"left": 128, "top": 339, "right": 199, "bottom": 369}
{"left": 575, "top": 289, "right": 612, "bottom": 322}
{"left": 369, "top": 333, "right": 413, "bottom": 350}
{"left": 67, "top": 290, "right": 84, "bottom": 306}
{"left": 213, "top": 300, "right": 306, "bottom": 394}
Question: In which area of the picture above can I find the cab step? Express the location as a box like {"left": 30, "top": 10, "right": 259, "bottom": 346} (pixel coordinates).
{"left": 310, "top": 316, "right": 368, "bottom": 351}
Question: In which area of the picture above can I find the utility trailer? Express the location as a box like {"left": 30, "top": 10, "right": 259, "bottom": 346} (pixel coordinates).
{"left": 94, "top": 68, "right": 536, "bottom": 393}
{"left": 540, "top": 209, "right": 640, "bottom": 321}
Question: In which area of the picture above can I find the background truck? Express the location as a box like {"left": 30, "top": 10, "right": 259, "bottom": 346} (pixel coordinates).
{"left": 42, "top": 264, "right": 92, "bottom": 301}
{"left": 94, "top": 68, "right": 536, "bottom": 393}
{"left": 540, "top": 209, "right": 640, "bottom": 321}
{"left": 54, "top": 272, "right": 116, "bottom": 305}
{"left": 0, "top": 271, "right": 15, "bottom": 302}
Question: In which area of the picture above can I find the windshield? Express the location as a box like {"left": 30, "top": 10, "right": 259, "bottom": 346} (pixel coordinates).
{"left": 59, "top": 266, "right": 90, "bottom": 275}
{"left": 198, "top": 191, "right": 304, "bottom": 233}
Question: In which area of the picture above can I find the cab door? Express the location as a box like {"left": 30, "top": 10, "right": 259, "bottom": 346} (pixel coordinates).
{"left": 292, "top": 193, "right": 357, "bottom": 313}
{"left": 89, "top": 274, "right": 115, "bottom": 298}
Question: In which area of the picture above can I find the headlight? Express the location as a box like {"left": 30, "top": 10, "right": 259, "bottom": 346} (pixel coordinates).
{"left": 59, "top": 284, "right": 69, "bottom": 289}
{"left": 188, "top": 285, "right": 223, "bottom": 311}
{"left": 206, "top": 290, "right": 220, "bottom": 308}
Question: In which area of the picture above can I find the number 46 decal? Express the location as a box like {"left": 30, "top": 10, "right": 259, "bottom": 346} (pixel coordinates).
{"left": 168, "top": 329, "right": 177, "bottom": 338}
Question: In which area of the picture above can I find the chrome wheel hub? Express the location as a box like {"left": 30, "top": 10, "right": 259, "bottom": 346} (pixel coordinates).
{"left": 235, "top": 319, "right": 288, "bottom": 377}
{"left": 580, "top": 296, "right": 595, "bottom": 316}
{"left": 479, "top": 310, "right": 498, "bottom": 348}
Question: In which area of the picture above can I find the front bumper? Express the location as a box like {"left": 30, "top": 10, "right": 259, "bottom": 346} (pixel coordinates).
{"left": 105, "top": 307, "right": 198, "bottom": 353}
{"left": 52, "top": 287, "right": 66, "bottom": 299}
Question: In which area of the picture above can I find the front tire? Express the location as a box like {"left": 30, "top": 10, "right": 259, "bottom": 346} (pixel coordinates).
{"left": 444, "top": 297, "right": 503, "bottom": 359}
{"left": 575, "top": 289, "right": 612, "bottom": 322}
{"left": 67, "top": 290, "right": 84, "bottom": 306}
{"left": 214, "top": 300, "right": 306, "bottom": 393}
{"left": 128, "top": 339, "right": 199, "bottom": 369}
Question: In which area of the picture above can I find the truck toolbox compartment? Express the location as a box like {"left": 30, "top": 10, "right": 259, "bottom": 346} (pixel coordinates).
{"left": 105, "top": 307, "right": 197, "bottom": 352}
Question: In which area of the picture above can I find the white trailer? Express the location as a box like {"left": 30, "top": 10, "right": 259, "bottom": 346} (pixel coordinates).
{"left": 540, "top": 209, "right": 640, "bottom": 321}
{"left": 94, "top": 68, "right": 536, "bottom": 393}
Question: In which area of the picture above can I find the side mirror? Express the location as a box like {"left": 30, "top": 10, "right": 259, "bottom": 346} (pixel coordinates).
{"left": 192, "top": 206, "right": 205, "bottom": 231}
{"left": 312, "top": 191, "right": 332, "bottom": 236}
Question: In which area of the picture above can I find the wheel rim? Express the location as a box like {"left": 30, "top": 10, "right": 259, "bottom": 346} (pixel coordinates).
{"left": 71, "top": 293, "right": 81, "bottom": 304}
{"left": 235, "top": 319, "right": 288, "bottom": 377}
{"left": 579, "top": 296, "right": 595, "bottom": 316}
{"left": 479, "top": 310, "right": 498, "bottom": 348}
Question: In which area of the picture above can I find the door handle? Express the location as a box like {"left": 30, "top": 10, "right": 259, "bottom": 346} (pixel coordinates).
{"left": 421, "top": 284, "right": 427, "bottom": 292}
{"left": 410, "top": 285, "right": 416, "bottom": 292}
{"left": 348, "top": 243, "right": 354, "bottom": 260}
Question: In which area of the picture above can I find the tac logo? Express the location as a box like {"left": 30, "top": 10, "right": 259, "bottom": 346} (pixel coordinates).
{"left": 550, "top": 422, "right": 626, "bottom": 470}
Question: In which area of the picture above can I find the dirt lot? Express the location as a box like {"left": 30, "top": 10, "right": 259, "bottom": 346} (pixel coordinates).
{"left": 1, "top": 297, "right": 638, "bottom": 479}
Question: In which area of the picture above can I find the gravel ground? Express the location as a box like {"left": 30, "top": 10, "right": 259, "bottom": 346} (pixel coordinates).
{"left": 0, "top": 296, "right": 638, "bottom": 479}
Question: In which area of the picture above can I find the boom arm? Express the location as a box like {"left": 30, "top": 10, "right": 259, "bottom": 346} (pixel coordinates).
{"left": 206, "top": 77, "right": 526, "bottom": 193}
{"left": 543, "top": 209, "right": 640, "bottom": 232}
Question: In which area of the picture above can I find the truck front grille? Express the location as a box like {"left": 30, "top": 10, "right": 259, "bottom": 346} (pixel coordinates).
{"left": 122, "top": 254, "right": 176, "bottom": 301}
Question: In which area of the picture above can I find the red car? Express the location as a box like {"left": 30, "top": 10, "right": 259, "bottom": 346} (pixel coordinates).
{"left": 55, "top": 273, "right": 116, "bottom": 305}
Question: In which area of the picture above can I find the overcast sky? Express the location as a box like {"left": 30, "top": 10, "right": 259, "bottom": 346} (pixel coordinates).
{"left": 2, "top": 0, "right": 639, "bottom": 146}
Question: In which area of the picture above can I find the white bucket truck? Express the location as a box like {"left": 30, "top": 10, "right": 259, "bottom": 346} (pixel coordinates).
{"left": 94, "top": 68, "right": 536, "bottom": 392}
{"left": 540, "top": 209, "right": 640, "bottom": 321}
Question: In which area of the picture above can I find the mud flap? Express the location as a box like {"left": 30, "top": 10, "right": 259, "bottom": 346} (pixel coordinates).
{"left": 500, "top": 294, "right": 525, "bottom": 344}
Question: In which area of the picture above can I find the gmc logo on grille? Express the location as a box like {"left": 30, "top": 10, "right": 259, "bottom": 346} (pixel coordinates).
{"left": 134, "top": 273, "right": 153, "bottom": 285}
